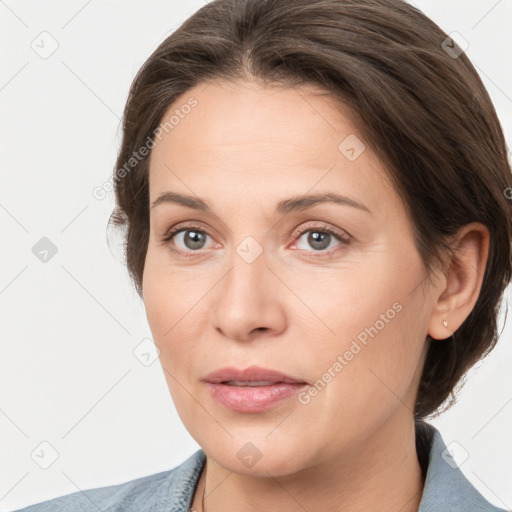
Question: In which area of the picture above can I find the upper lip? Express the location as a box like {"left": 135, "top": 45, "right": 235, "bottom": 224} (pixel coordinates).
{"left": 204, "top": 365, "right": 308, "bottom": 384}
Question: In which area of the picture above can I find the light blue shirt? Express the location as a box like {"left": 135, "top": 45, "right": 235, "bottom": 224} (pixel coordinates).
{"left": 13, "top": 421, "right": 508, "bottom": 511}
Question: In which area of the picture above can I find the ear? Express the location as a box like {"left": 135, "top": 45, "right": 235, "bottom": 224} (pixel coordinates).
{"left": 428, "top": 222, "right": 490, "bottom": 340}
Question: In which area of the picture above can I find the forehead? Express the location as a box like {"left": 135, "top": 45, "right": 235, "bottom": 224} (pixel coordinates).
{"left": 147, "top": 78, "right": 394, "bottom": 209}
{"left": 151, "top": 78, "right": 361, "bottom": 159}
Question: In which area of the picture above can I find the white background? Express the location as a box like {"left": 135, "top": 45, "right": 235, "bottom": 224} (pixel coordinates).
{"left": 1, "top": 0, "right": 511, "bottom": 510}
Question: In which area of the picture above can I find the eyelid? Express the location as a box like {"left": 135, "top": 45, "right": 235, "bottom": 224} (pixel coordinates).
{"left": 289, "top": 220, "right": 351, "bottom": 245}
{"left": 161, "top": 221, "right": 216, "bottom": 242}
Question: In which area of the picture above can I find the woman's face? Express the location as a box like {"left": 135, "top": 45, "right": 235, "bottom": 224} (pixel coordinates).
{"left": 143, "top": 78, "right": 436, "bottom": 476}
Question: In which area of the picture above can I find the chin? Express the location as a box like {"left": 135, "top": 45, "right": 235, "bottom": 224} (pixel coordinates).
{"left": 200, "top": 433, "right": 315, "bottom": 478}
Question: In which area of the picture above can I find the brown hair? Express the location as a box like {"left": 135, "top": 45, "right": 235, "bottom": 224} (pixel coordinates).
{"left": 108, "top": 0, "right": 512, "bottom": 418}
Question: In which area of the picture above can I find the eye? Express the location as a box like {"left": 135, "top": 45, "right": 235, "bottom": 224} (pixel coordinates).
{"left": 173, "top": 229, "right": 211, "bottom": 250}
{"left": 290, "top": 222, "right": 351, "bottom": 257}
{"left": 160, "top": 223, "right": 217, "bottom": 256}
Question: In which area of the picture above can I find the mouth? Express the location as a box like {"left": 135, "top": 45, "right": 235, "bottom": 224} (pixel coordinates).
{"left": 203, "top": 366, "right": 309, "bottom": 413}
{"left": 222, "top": 380, "right": 291, "bottom": 386}
{"left": 204, "top": 365, "right": 308, "bottom": 385}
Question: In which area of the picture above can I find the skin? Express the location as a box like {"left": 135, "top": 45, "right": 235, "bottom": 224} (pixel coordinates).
{"left": 142, "top": 78, "right": 489, "bottom": 512}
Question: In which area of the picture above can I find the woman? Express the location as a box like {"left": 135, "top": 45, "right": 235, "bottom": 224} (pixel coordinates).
{"left": 15, "top": 0, "right": 511, "bottom": 510}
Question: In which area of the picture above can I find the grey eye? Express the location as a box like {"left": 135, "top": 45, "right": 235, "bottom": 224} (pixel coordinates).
{"left": 175, "top": 230, "right": 210, "bottom": 250}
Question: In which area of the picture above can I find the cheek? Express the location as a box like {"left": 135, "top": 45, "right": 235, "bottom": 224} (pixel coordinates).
{"left": 143, "top": 245, "right": 188, "bottom": 330}
{"left": 143, "top": 249, "right": 184, "bottom": 364}
{"left": 143, "top": 269, "right": 209, "bottom": 439}
{"left": 295, "top": 250, "right": 428, "bottom": 406}
{"left": 143, "top": 266, "right": 203, "bottom": 424}
{"left": 324, "top": 312, "right": 425, "bottom": 443}
{"left": 142, "top": 248, "right": 210, "bottom": 372}
{"left": 285, "top": 257, "right": 415, "bottom": 352}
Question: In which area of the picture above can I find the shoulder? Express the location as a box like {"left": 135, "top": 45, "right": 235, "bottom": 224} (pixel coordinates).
{"left": 416, "top": 421, "right": 509, "bottom": 512}
{"left": 13, "top": 449, "right": 206, "bottom": 512}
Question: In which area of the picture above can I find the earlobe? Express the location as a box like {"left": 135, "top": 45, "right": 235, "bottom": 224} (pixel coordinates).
{"left": 429, "top": 318, "right": 454, "bottom": 341}
{"left": 427, "top": 222, "right": 490, "bottom": 340}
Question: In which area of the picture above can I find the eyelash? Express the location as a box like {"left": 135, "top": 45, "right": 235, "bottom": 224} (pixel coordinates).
{"left": 160, "top": 221, "right": 351, "bottom": 259}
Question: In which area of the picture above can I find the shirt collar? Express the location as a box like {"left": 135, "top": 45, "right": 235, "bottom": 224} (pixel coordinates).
{"left": 416, "top": 420, "right": 505, "bottom": 511}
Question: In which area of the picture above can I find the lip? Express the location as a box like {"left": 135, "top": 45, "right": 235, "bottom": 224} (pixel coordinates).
{"left": 203, "top": 366, "right": 308, "bottom": 413}
{"left": 203, "top": 365, "right": 307, "bottom": 385}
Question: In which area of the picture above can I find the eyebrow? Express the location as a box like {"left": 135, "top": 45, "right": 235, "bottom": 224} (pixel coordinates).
{"left": 150, "top": 191, "right": 371, "bottom": 215}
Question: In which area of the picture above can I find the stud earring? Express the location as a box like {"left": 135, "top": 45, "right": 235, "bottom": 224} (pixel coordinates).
{"left": 443, "top": 320, "right": 448, "bottom": 328}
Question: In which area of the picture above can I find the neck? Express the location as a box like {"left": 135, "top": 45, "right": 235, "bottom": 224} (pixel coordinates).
{"left": 195, "top": 413, "right": 425, "bottom": 512}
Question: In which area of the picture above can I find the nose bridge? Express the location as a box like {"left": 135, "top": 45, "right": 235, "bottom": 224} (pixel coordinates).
{"left": 223, "top": 235, "right": 269, "bottom": 304}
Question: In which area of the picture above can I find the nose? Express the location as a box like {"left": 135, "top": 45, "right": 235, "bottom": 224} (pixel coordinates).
{"left": 210, "top": 242, "right": 287, "bottom": 343}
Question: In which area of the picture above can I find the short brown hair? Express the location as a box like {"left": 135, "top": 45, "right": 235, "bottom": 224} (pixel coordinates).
{"left": 108, "top": 0, "right": 512, "bottom": 418}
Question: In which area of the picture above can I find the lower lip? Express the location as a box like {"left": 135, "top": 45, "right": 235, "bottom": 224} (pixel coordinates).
{"left": 206, "top": 382, "right": 308, "bottom": 413}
